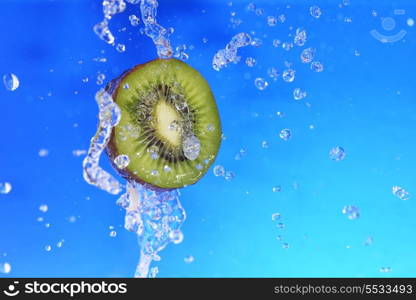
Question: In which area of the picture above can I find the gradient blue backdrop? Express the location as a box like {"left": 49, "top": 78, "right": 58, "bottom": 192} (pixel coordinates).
{"left": 0, "top": 0, "right": 415, "bottom": 277}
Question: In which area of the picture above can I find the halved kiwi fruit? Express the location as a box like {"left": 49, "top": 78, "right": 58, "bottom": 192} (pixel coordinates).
{"left": 107, "top": 59, "right": 221, "bottom": 190}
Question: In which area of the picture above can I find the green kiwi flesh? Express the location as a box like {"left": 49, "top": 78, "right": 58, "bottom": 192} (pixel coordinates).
{"left": 107, "top": 59, "right": 221, "bottom": 189}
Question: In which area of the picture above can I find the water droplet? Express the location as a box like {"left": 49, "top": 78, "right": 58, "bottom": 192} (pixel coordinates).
{"left": 0, "top": 262, "right": 11, "bottom": 274}
{"left": 364, "top": 236, "right": 373, "bottom": 246}
{"left": 329, "top": 146, "right": 346, "bottom": 161}
{"left": 184, "top": 255, "right": 194, "bottom": 264}
{"left": 0, "top": 182, "right": 12, "bottom": 194}
{"left": 342, "top": 205, "right": 360, "bottom": 220}
{"left": 169, "top": 229, "right": 184, "bottom": 244}
{"left": 116, "top": 43, "right": 126, "bottom": 53}
{"left": 245, "top": 57, "right": 256, "bottom": 67}
{"left": 56, "top": 240, "right": 64, "bottom": 248}
{"left": 267, "top": 16, "right": 278, "bottom": 26}
{"left": 310, "top": 5, "right": 322, "bottom": 18}
{"left": 224, "top": 171, "right": 235, "bottom": 181}
{"left": 272, "top": 186, "right": 281, "bottom": 193}
{"left": 39, "top": 204, "right": 48, "bottom": 213}
{"left": 213, "top": 165, "right": 225, "bottom": 177}
{"left": 272, "top": 39, "right": 281, "bottom": 47}
{"left": 310, "top": 61, "right": 324, "bottom": 72}
{"left": 164, "top": 165, "right": 172, "bottom": 173}
{"left": 267, "top": 67, "right": 279, "bottom": 81}
{"left": 114, "top": 154, "right": 130, "bottom": 169}
{"left": 279, "top": 129, "right": 292, "bottom": 141}
{"left": 72, "top": 149, "right": 87, "bottom": 157}
{"left": 271, "top": 212, "right": 281, "bottom": 221}
{"left": 282, "top": 69, "right": 295, "bottom": 82}
{"left": 3, "top": 73, "right": 19, "bottom": 91}
{"left": 294, "top": 28, "right": 307, "bottom": 46}
{"left": 129, "top": 14, "right": 140, "bottom": 26}
{"left": 38, "top": 149, "right": 49, "bottom": 157}
{"left": 293, "top": 88, "right": 307, "bottom": 100}
{"left": 254, "top": 78, "right": 268, "bottom": 90}
{"left": 182, "top": 135, "right": 200, "bottom": 161}
{"left": 392, "top": 186, "right": 410, "bottom": 200}
{"left": 379, "top": 267, "right": 392, "bottom": 273}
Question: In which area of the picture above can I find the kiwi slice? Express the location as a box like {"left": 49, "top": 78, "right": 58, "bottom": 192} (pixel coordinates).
{"left": 107, "top": 59, "right": 221, "bottom": 190}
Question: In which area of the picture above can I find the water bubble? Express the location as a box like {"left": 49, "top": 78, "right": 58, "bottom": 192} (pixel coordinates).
{"left": 224, "top": 171, "right": 235, "bottom": 181}
{"left": 407, "top": 18, "right": 414, "bottom": 27}
{"left": 293, "top": 88, "right": 307, "bottom": 100}
{"left": 114, "top": 154, "right": 130, "bottom": 169}
{"left": 182, "top": 135, "right": 200, "bottom": 161}
{"left": 56, "top": 239, "right": 64, "bottom": 248}
{"left": 267, "top": 16, "right": 278, "bottom": 26}
{"left": 116, "top": 43, "right": 126, "bottom": 53}
{"left": 310, "top": 5, "right": 322, "bottom": 18}
{"left": 300, "top": 48, "right": 316, "bottom": 64}
{"left": 44, "top": 245, "right": 52, "bottom": 252}
{"left": 278, "top": 14, "right": 286, "bottom": 23}
{"left": 294, "top": 28, "right": 307, "bottom": 46}
{"left": 255, "top": 8, "right": 264, "bottom": 16}
{"left": 3, "top": 73, "right": 19, "bottom": 91}
{"left": 277, "top": 222, "right": 285, "bottom": 229}
{"left": 169, "top": 229, "right": 184, "bottom": 244}
{"left": 380, "top": 267, "right": 392, "bottom": 273}
{"left": 251, "top": 37, "right": 263, "bottom": 47}
{"left": 282, "top": 42, "right": 293, "bottom": 51}
{"left": 247, "top": 3, "right": 256, "bottom": 11}
{"left": 129, "top": 14, "right": 140, "bottom": 26}
{"left": 364, "top": 236, "right": 373, "bottom": 246}
{"left": 272, "top": 39, "right": 281, "bottom": 47}
{"left": 342, "top": 205, "right": 360, "bottom": 220}
{"left": 245, "top": 57, "right": 256, "bottom": 67}
{"left": 282, "top": 69, "right": 295, "bottom": 82}
{"left": 279, "top": 129, "right": 292, "bottom": 141}
{"left": 213, "top": 165, "right": 225, "bottom": 177}
{"left": 93, "top": 20, "right": 115, "bottom": 45}
{"left": 392, "top": 186, "right": 410, "bottom": 200}
{"left": 39, "top": 204, "right": 48, "bottom": 213}
{"left": 72, "top": 149, "right": 87, "bottom": 157}
{"left": 0, "top": 182, "right": 12, "bottom": 195}
{"left": 261, "top": 141, "right": 269, "bottom": 148}
{"left": 109, "top": 230, "right": 117, "bottom": 237}
{"left": 38, "top": 149, "right": 49, "bottom": 157}
{"left": 184, "top": 255, "right": 194, "bottom": 264}
{"left": 271, "top": 212, "right": 281, "bottom": 221}
{"left": 310, "top": 61, "right": 324, "bottom": 72}
{"left": 272, "top": 186, "right": 281, "bottom": 192}
{"left": 267, "top": 67, "right": 279, "bottom": 81}
{"left": 149, "top": 266, "right": 158, "bottom": 278}
{"left": 0, "top": 262, "right": 11, "bottom": 274}
{"left": 234, "top": 149, "right": 247, "bottom": 160}
{"left": 282, "top": 242, "right": 290, "bottom": 249}
{"left": 254, "top": 78, "right": 268, "bottom": 90}
{"left": 163, "top": 165, "right": 172, "bottom": 173}
{"left": 329, "top": 146, "right": 346, "bottom": 161}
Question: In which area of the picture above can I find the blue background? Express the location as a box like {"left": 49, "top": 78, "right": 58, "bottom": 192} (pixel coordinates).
{"left": 0, "top": 0, "right": 415, "bottom": 277}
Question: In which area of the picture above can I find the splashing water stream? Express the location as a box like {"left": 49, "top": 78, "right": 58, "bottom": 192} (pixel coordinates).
{"left": 86, "top": 1, "right": 184, "bottom": 277}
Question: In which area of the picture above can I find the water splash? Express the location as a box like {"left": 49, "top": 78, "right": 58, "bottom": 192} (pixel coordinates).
{"left": 82, "top": 89, "right": 122, "bottom": 195}
{"left": 121, "top": 181, "right": 186, "bottom": 277}
{"left": 140, "top": 0, "right": 174, "bottom": 58}
{"left": 83, "top": 88, "right": 186, "bottom": 277}
{"left": 212, "top": 32, "right": 252, "bottom": 71}
{"left": 93, "top": 0, "right": 173, "bottom": 59}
